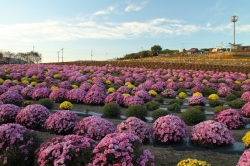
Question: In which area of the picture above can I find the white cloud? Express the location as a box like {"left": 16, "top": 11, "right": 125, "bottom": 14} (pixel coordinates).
{"left": 209, "top": 0, "right": 226, "bottom": 11}
{"left": 206, "top": 22, "right": 211, "bottom": 27}
{"left": 125, "top": 0, "right": 148, "bottom": 12}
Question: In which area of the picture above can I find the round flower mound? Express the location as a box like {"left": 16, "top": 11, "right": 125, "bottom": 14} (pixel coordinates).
{"left": 104, "top": 92, "right": 124, "bottom": 105}
{"left": 59, "top": 101, "right": 73, "bottom": 110}
{"left": 15, "top": 104, "right": 50, "bottom": 130}
{"left": 177, "top": 158, "right": 211, "bottom": 166}
{"left": 34, "top": 135, "right": 98, "bottom": 166}
{"left": 0, "top": 104, "right": 21, "bottom": 124}
{"left": 32, "top": 87, "right": 52, "bottom": 100}
{"left": 0, "top": 85, "right": 8, "bottom": 95}
{"left": 135, "top": 89, "right": 152, "bottom": 102}
{"left": 92, "top": 133, "right": 155, "bottom": 165}
{"left": 116, "top": 117, "right": 151, "bottom": 142}
{"left": 0, "top": 91, "right": 24, "bottom": 106}
{"left": 208, "top": 94, "right": 219, "bottom": 100}
{"left": 242, "top": 131, "right": 250, "bottom": 147}
{"left": 66, "top": 88, "right": 86, "bottom": 103}
{"left": 44, "top": 110, "right": 77, "bottom": 135}
{"left": 21, "top": 86, "right": 36, "bottom": 99}
{"left": 152, "top": 115, "right": 188, "bottom": 143}
{"left": 58, "top": 81, "right": 72, "bottom": 89}
{"left": 237, "top": 149, "right": 250, "bottom": 166}
{"left": 188, "top": 96, "right": 206, "bottom": 106}
{"left": 161, "top": 89, "right": 177, "bottom": 98}
{"left": 7, "top": 85, "right": 24, "bottom": 94}
{"left": 123, "top": 95, "right": 144, "bottom": 107}
{"left": 242, "top": 102, "right": 250, "bottom": 117}
{"left": 241, "top": 91, "right": 250, "bottom": 102}
{"left": 0, "top": 123, "right": 41, "bottom": 166}
{"left": 83, "top": 90, "right": 106, "bottom": 105}
{"left": 49, "top": 88, "right": 68, "bottom": 103}
{"left": 117, "top": 85, "right": 131, "bottom": 94}
{"left": 217, "top": 86, "right": 232, "bottom": 97}
{"left": 189, "top": 120, "right": 235, "bottom": 147}
{"left": 213, "top": 109, "right": 247, "bottom": 129}
{"left": 74, "top": 116, "right": 115, "bottom": 140}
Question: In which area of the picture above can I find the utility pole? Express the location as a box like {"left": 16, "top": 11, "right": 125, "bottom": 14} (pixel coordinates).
{"left": 231, "top": 13, "right": 238, "bottom": 50}
{"left": 57, "top": 51, "right": 60, "bottom": 63}
{"left": 61, "top": 48, "right": 64, "bottom": 62}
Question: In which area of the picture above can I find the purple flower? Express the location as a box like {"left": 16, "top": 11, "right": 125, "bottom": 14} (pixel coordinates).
{"left": 79, "top": 82, "right": 92, "bottom": 91}
{"left": 117, "top": 86, "right": 131, "bottom": 94}
{"left": 32, "top": 88, "right": 51, "bottom": 100}
{"left": 241, "top": 91, "right": 250, "bottom": 102}
{"left": 58, "top": 81, "right": 72, "bottom": 89}
{"left": 66, "top": 88, "right": 86, "bottom": 103}
{"left": 84, "top": 90, "right": 106, "bottom": 105}
{"left": 105, "top": 92, "right": 124, "bottom": 105}
{"left": 123, "top": 95, "right": 144, "bottom": 107}
{"left": 188, "top": 96, "right": 206, "bottom": 106}
{"left": 0, "top": 104, "right": 20, "bottom": 124}
{"left": 49, "top": 88, "right": 68, "bottom": 103}
{"left": 0, "top": 91, "right": 24, "bottom": 106}
{"left": 21, "top": 86, "right": 36, "bottom": 99}
{"left": 241, "top": 102, "right": 250, "bottom": 117}
{"left": 161, "top": 89, "right": 177, "bottom": 98}
{"left": 135, "top": 89, "right": 152, "bottom": 102}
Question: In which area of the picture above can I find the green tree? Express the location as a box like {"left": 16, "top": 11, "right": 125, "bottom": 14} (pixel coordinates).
{"left": 150, "top": 45, "right": 162, "bottom": 56}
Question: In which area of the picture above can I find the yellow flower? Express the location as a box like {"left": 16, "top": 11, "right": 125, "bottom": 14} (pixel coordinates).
{"left": 235, "top": 80, "right": 242, "bottom": 85}
{"left": 127, "top": 84, "right": 134, "bottom": 89}
{"left": 192, "top": 92, "right": 203, "bottom": 97}
{"left": 167, "top": 78, "right": 173, "bottom": 82}
{"left": 4, "top": 79, "right": 11, "bottom": 82}
{"left": 13, "top": 80, "right": 19, "bottom": 83}
{"left": 90, "top": 69, "right": 94, "bottom": 73}
{"left": 106, "top": 80, "right": 112, "bottom": 85}
{"left": 22, "top": 80, "right": 29, "bottom": 85}
{"left": 148, "top": 90, "right": 157, "bottom": 97}
{"left": 79, "top": 69, "right": 83, "bottom": 73}
{"left": 122, "top": 93, "right": 130, "bottom": 97}
{"left": 178, "top": 78, "right": 183, "bottom": 82}
{"left": 108, "top": 87, "right": 115, "bottom": 93}
{"left": 0, "top": 78, "right": 4, "bottom": 84}
{"left": 30, "top": 82, "right": 37, "bottom": 86}
{"left": 60, "top": 101, "right": 73, "bottom": 110}
{"left": 125, "top": 82, "right": 131, "bottom": 86}
{"left": 31, "top": 75, "right": 37, "bottom": 79}
{"left": 72, "top": 85, "right": 78, "bottom": 89}
{"left": 51, "top": 86, "right": 58, "bottom": 91}
{"left": 178, "top": 92, "right": 187, "bottom": 99}
{"left": 54, "top": 74, "right": 60, "bottom": 79}
{"left": 208, "top": 94, "right": 219, "bottom": 100}
{"left": 242, "top": 131, "right": 250, "bottom": 147}
{"left": 177, "top": 158, "right": 211, "bottom": 166}
{"left": 21, "top": 77, "right": 28, "bottom": 81}
{"left": 87, "top": 79, "right": 92, "bottom": 83}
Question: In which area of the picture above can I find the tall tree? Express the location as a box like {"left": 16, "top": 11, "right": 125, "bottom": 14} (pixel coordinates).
{"left": 150, "top": 45, "right": 162, "bottom": 56}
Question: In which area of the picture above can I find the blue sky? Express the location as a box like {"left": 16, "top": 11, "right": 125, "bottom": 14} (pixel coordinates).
{"left": 1, "top": 0, "right": 250, "bottom": 63}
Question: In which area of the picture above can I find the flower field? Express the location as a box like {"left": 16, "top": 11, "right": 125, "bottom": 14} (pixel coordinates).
{"left": 0, "top": 61, "right": 250, "bottom": 165}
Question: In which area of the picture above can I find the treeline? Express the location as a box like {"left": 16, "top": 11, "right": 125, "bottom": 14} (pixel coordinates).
{"left": 0, "top": 51, "right": 42, "bottom": 63}
{"left": 117, "top": 45, "right": 179, "bottom": 60}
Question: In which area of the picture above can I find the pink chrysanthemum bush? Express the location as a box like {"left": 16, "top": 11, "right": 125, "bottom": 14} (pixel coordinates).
{"left": 188, "top": 96, "right": 206, "bottom": 106}
{"left": 104, "top": 92, "right": 124, "bottom": 105}
{"left": 49, "top": 88, "right": 68, "bottom": 103}
{"left": 237, "top": 149, "right": 250, "bottom": 166}
{"left": 83, "top": 90, "right": 106, "bottom": 105}
{"left": 0, "top": 91, "right": 24, "bottom": 106}
{"left": 241, "top": 91, "right": 250, "bottom": 102}
{"left": 123, "top": 95, "right": 144, "bottom": 107}
{"left": 0, "top": 123, "right": 41, "bottom": 166}
{"left": 91, "top": 133, "right": 155, "bottom": 166}
{"left": 15, "top": 104, "right": 50, "bottom": 130}
{"left": 152, "top": 115, "right": 188, "bottom": 143}
{"left": 34, "top": 135, "right": 97, "bottom": 166}
{"left": 58, "top": 81, "right": 72, "bottom": 90}
{"left": 212, "top": 109, "right": 247, "bottom": 129}
{"left": 74, "top": 116, "right": 115, "bottom": 140}
{"left": 217, "top": 86, "right": 233, "bottom": 97}
{"left": 44, "top": 110, "right": 77, "bottom": 135}
{"left": 7, "top": 85, "right": 24, "bottom": 94}
{"left": 0, "top": 104, "right": 21, "bottom": 124}
{"left": 21, "top": 86, "right": 36, "bottom": 99}
{"left": 161, "top": 88, "right": 177, "bottom": 98}
{"left": 66, "top": 88, "right": 86, "bottom": 103}
{"left": 32, "top": 87, "right": 52, "bottom": 100}
{"left": 189, "top": 120, "right": 235, "bottom": 148}
{"left": 241, "top": 102, "right": 250, "bottom": 117}
{"left": 135, "top": 90, "right": 153, "bottom": 102}
{"left": 116, "top": 117, "right": 151, "bottom": 142}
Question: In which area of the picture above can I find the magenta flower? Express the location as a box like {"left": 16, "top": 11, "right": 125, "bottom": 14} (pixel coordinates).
{"left": 49, "top": 88, "right": 68, "bottom": 103}
{"left": 117, "top": 86, "right": 131, "bottom": 94}
{"left": 79, "top": 82, "right": 92, "bottom": 91}
{"left": 0, "top": 91, "right": 24, "bottom": 106}
{"left": 190, "top": 120, "right": 235, "bottom": 147}
{"left": 21, "top": 86, "right": 36, "bottom": 99}
{"left": 123, "top": 95, "right": 144, "bottom": 107}
{"left": 74, "top": 116, "right": 115, "bottom": 140}
{"left": 84, "top": 90, "right": 106, "bottom": 105}
{"left": 135, "top": 89, "right": 152, "bottom": 102}
{"left": 66, "top": 88, "right": 86, "bottom": 103}
{"left": 7, "top": 85, "right": 24, "bottom": 94}
{"left": 188, "top": 96, "right": 206, "bottom": 106}
{"left": 116, "top": 117, "right": 151, "bottom": 142}
{"left": 153, "top": 115, "right": 188, "bottom": 143}
{"left": 104, "top": 92, "right": 124, "bottom": 105}
{"left": 237, "top": 149, "right": 250, "bottom": 166}
{"left": 32, "top": 88, "right": 51, "bottom": 100}
{"left": 241, "top": 91, "right": 250, "bottom": 102}
{"left": 241, "top": 102, "right": 250, "bottom": 117}
{"left": 44, "top": 110, "right": 77, "bottom": 135}
{"left": 15, "top": 104, "right": 50, "bottom": 130}
{"left": 58, "top": 81, "right": 72, "bottom": 89}
{"left": 161, "top": 89, "right": 177, "bottom": 98}
{"left": 0, "top": 104, "right": 21, "bottom": 124}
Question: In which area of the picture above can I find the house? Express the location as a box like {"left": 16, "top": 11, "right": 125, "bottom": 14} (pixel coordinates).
{"left": 186, "top": 48, "right": 205, "bottom": 55}
{"left": 228, "top": 43, "right": 250, "bottom": 52}
{"left": 212, "top": 46, "right": 222, "bottom": 52}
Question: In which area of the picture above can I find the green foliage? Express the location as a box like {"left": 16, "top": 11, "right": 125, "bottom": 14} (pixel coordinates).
{"left": 105, "top": 84, "right": 110, "bottom": 89}
{"left": 113, "top": 84, "right": 121, "bottom": 90}
{"left": 126, "top": 105, "right": 148, "bottom": 120}
{"left": 181, "top": 108, "right": 206, "bottom": 125}
{"left": 145, "top": 101, "right": 160, "bottom": 111}
{"left": 151, "top": 109, "right": 171, "bottom": 121}
{"left": 38, "top": 98, "right": 55, "bottom": 109}
{"left": 208, "top": 100, "right": 224, "bottom": 107}
{"left": 102, "top": 103, "right": 121, "bottom": 118}
{"left": 167, "top": 103, "right": 181, "bottom": 112}
{"left": 228, "top": 99, "right": 246, "bottom": 109}
{"left": 23, "top": 100, "right": 34, "bottom": 107}
{"left": 151, "top": 45, "right": 162, "bottom": 56}
{"left": 214, "top": 105, "right": 231, "bottom": 114}
{"left": 204, "top": 87, "right": 217, "bottom": 96}
{"left": 168, "top": 99, "right": 184, "bottom": 105}
{"left": 134, "top": 82, "right": 141, "bottom": 87}
{"left": 154, "top": 97, "right": 164, "bottom": 103}
{"left": 225, "top": 94, "right": 238, "bottom": 101}
{"left": 193, "top": 106, "right": 205, "bottom": 112}
{"left": 177, "top": 87, "right": 186, "bottom": 94}
{"left": 233, "top": 90, "right": 246, "bottom": 98}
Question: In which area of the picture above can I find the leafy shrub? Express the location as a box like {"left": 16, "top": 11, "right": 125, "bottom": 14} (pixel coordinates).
{"left": 134, "top": 82, "right": 141, "bottom": 87}
{"left": 208, "top": 100, "right": 224, "bottom": 107}
{"left": 234, "top": 90, "right": 246, "bottom": 98}
{"left": 151, "top": 109, "right": 171, "bottom": 121}
{"left": 38, "top": 98, "right": 55, "bottom": 109}
{"left": 154, "top": 97, "right": 164, "bottom": 103}
{"left": 126, "top": 104, "right": 148, "bottom": 120}
{"left": 145, "top": 101, "right": 160, "bottom": 111}
{"left": 203, "top": 87, "right": 217, "bottom": 96}
{"left": 225, "top": 93, "right": 238, "bottom": 101}
{"left": 193, "top": 105, "right": 205, "bottom": 112}
{"left": 181, "top": 108, "right": 206, "bottom": 125}
{"left": 102, "top": 103, "right": 121, "bottom": 118}
{"left": 167, "top": 103, "right": 181, "bottom": 112}
{"left": 228, "top": 99, "right": 246, "bottom": 109}
{"left": 23, "top": 100, "right": 34, "bottom": 107}
{"left": 214, "top": 105, "right": 231, "bottom": 114}
{"left": 169, "top": 99, "right": 184, "bottom": 105}
{"left": 34, "top": 135, "right": 97, "bottom": 166}
{"left": 113, "top": 84, "right": 121, "bottom": 90}
{"left": 177, "top": 87, "right": 186, "bottom": 94}
{"left": 59, "top": 101, "right": 73, "bottom": 110}
{"left": 0, "top": 124, "right": 41, "bottom": 166}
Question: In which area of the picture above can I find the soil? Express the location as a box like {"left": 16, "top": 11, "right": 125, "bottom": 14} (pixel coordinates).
{"left": 34, "top": 99, "right": 249, "bottom": 166}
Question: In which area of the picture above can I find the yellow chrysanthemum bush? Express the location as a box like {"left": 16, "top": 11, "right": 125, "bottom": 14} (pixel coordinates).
{"left": 208, "top": 94, "right": 219, "bottom": 100}
{"left": 127, "top": 84, "right": 134, "bottom": 89}
{"left": 108, "top": 87, "right": 115, "bottom": 93}
{"left": 178, "top": 78, "right": 183, "bottom": 82}
{"left": 87, "top": 79, "right": 92, "bottom": 83}
{"left": 30, "top": 82, "right": 37, "bottom": 87}
{"left": 192, "top": 92, "right": 203, "bottom": 97}
{"left": 0, "top": 78, "right": 4, "bottom": 84}
{"left": 53, "top": 74, "right": 60, "bottom": 79}
{"left": 122, "top": 93, "right": 130, "bottom": 97}
{"left": 178, "top": 92, "right": 187, "bottom": 99}
{"left": 148, "top": 90, "right": 157, "bottom": 97}
{"left": 72, "top": 85, "right": 78, "bottom": 89}
{"left": 125, "top": 82, "right": 131, "bottom": 86}
{"left": 13, "top": 80, "right": 19, "bottom": 84}
{"left": 106, "top": 80, "right": 112, "bottom": 85}
{"left": 31, "top": 75, "right": 37, "bottom": 79}
{"left": 59, "top": 101, "right": 73, "bottom": 110}
{"left": 242, "top": 131, "right": 250, "bottom": 148}
{"left": 177, "top": 158, "right": 211, "bottom": 166}
{"left": 51, "top": 86, "right": 59, "bottom": 91}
